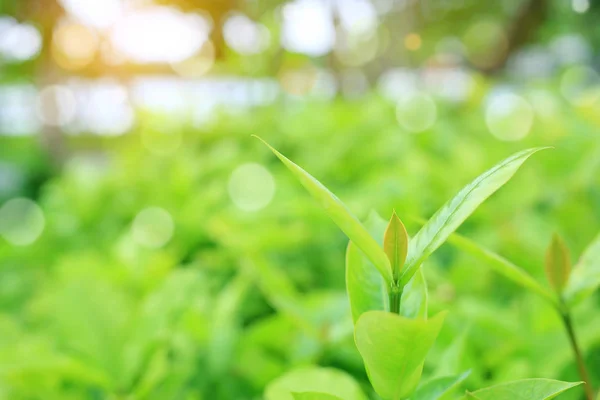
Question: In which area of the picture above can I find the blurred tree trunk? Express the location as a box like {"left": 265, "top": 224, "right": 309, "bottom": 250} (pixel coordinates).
{"left": 482, "top": 0, "right": 549, "bottom": 74}
{"left": 28, "top": 0, "right": 68, "bottom": 166}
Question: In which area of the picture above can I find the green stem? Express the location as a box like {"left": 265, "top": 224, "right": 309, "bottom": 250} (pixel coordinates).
{"left": 390, "top": 285, "right": 402, "bottom": 314}
{"left": 560, "top": 310, "right": 594, "bottom": 400}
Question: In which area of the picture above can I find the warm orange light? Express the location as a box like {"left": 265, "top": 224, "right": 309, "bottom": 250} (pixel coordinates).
{"left": 171, "top": 40, "right": 216, "bottom": 77}
{"left": 278, "top": 66, "right": 318, "bottom": 96}
{"left": 52, "top": 21, "right": 99, "bottom": 70}
{"left": 404, "top": 33, "right": 422, "bottom": 51}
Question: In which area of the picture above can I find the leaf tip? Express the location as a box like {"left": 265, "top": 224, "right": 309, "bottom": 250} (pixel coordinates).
{"left": 384, "top": 210, "right": 409, "bottom": 280}
{"left": 545, "top": 233, "right": 572, "bottom": 294}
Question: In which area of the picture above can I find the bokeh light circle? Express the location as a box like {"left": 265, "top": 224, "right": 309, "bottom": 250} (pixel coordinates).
{"left": 560, "top": 66, "right": 600, "bottom": 106}
{"left": 132, "top": 207, "right": 175, "bottom": 249}
{"left": 228, "top": 163, "right": 275, "bottom": 212}
{"left": 171, "top": 40, "right": 215, "bottom": 78}
{"left": 396, "top": 92, "right": 437, "bottom": 133}
{"left": 0, "top": 22, "right": 42, "bottom": 62}
{"left": 0, "top": 198, "right": 45, "bottom": 246}
{"left": 485, "top": 92, "right": 534, "bottom": 141}
{"left": 52, "top": 21, "right": 99, "bottom": 70}
{"left": 36, "top": 85, "right": 77, "bottom": 127}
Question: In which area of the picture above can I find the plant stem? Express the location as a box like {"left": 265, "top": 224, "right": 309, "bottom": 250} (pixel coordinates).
{"left": 560, "top": 311, "right": 594, "bottom": 400}
{"left": 390, "top": 285, "right": 402, "bottom": 314}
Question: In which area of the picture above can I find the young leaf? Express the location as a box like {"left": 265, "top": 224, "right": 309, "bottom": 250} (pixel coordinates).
{"left": 563, "top": 232, "right": 600, "bottom": 307}
{"left": 292, "top": 393, "right": 343, "bottom": 400}
{"left": 355, "top": 311, "right": 447, "bottom": 400}
{"left": 264, "top": 367, "right": 367, "bottom": 400}
{"left": 443, "top": 230, "right": 558, "bottom": 307}
{"left": 545, "top": 233, "right": 572, "bottom": 294}
{"left": 255, "top": 136, "right": 393, "bottom": 285}
{"left": 384, "top": 211, "right": 409, "bottom": 281}
{"left": 400, "top": 266, "right": 428, "bottom": 319}
{"left": 465, "top": 379, "right": 582, "bottom": 400}
{"left": 400, "top": 147, "right": 548, "bottom": 286}
{"left": 346, "top": 211, "right": 388, "bottom": 324}
{"left": 411, "top": 370, "right": 470, "bottom": 400}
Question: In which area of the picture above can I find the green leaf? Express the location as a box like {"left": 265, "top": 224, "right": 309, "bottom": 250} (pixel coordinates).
{"left": 292, "top": 392, "right": 343, "bottom": 400}
{"left": 443, "top": 231, "right": 558, "bottom": 307}
{"left": 400, "top": 147, "right": 548, "bottom": 286}
{"left": 545, "top": 234, "right": 572, "bottom": 294}
{"left": 400, "top": 266, "right": 428, "bottom": 319}
{"left": 563, "top": 232, "right": 600, "bottom": 306}
{"left": 264, "top": 367, "right": 367, "bottom": 400}
{"left": 255, "top": 136, "right": 392, "bottom": 285}
{"left": 355, "top": 311, "right": 447, "bottom": 400}
{"left": 465, "top": 379, "right": 582, "bottom": 400}
{"left": 411, "top": 371, "right": 470, "bottom": 400}
{"left": 384, "top": 211, "right": 409, "bottom": 281}
{"left": 346, "top": 212, "right": 427, "bottom": 322}
{"left": 346, "top": 211, "right": 388, "bottom": 324}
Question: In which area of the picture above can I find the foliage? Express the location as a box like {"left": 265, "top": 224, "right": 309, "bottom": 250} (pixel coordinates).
{"left": 1, "top": 94, "right": 600, "bottom": 399}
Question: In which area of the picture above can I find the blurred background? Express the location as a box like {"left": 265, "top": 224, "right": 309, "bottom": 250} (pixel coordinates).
{"left": 1, "top": 0, "right": 600, "bottom": 399}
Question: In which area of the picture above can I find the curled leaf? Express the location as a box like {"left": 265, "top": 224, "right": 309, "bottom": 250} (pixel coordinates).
{"left": 545, "top": 233, "right": 571, "bottom": 294}
{"left": 384, "top": 211, "right": 409, "bottom": 281}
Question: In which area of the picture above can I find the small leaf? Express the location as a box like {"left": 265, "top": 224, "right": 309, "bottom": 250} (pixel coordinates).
{"left": 411, "top": 370, "right": 470, "bottom": 400}
{"left": 384, "top": 211, "right": 409, "bottom": 281}
{"left": 465, "top": 378, "right": 582, "bottom": 400}
{"left": 442, "top": 230, "right": 558, "bottom": 307}
{"left": 265, "top": 367, "right": 367, "bottom": 400}
{"left": 355, "top": 311, "right": 447, "bottom": 400}
{"left": 346, "top": 211, "right": 388, "bottom": 324}
{"left": 292, "top": 393, "right": 343, "bottom": 400}
{"left": 400, "top": 147, "right": 548, "bottom": 286}
{"left": 255, "top": 136, "right": 392, "bottom": 285}
{"left": 400, "top": 266, "right": 428, "bottom": 319}
{"left": 545, "top": 233, "right": 572, "bottom": 294}
{"left": 563, "top": 232, "right": 600, "bottom": 306}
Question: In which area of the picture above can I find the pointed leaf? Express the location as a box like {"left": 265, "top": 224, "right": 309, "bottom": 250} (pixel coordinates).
{"left": 255, "top": 136, "right": 392, "bottom": 285}
{"left": 355, "top": 311, "right": 447, "bottom": 400}
{"left": 400, "top": 147, "right": 548, "bottom": 286}
{"left": 265, "top": 367, "right": 367, "bottom": 400}
{"left": 347, "top": 213, "right": 427, "bottom": 323}
{"left": 563, "top": 232, "right": 600, "bottom": 306}
{"left": 545, "top": 234, "right": 572, "bottom": 293}
{"left": 443, "top": 231, "right": 558, "bottom": 307}
{"left": 400, "top": 266, "right": 428, "bottom": 319}
{"left": 411, "top": 371, "right": 470, "bottom": 400}
{"left": 465, "top": 379, "right": 582, "bottom": 400}
{"left": 346, "top": 211, "right": 389, "bottom": 324}
{"left": 293, "top": 393, "right": 343, "bottom": 400}
{"left": 384, "top": 211, "right": 409, "bottom": 281}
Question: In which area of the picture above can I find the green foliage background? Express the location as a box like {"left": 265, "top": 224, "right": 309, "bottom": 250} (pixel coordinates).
{"left": 1, "top": 82, "right": 600, "bottom": 399}
{"left": 1, "top": 0, "right": 600, "bottom": 398}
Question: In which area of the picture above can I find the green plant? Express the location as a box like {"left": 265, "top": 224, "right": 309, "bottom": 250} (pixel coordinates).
{"left": 257, "top": 137, "right": 582, "bottom": 400}
{"left": 438, "top": 217, "right": 600, "bottom": 400}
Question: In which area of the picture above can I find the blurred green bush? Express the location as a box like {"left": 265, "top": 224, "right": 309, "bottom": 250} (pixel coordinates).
{"left": 1, "top": 91, "right": 600, "bottom": 399}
